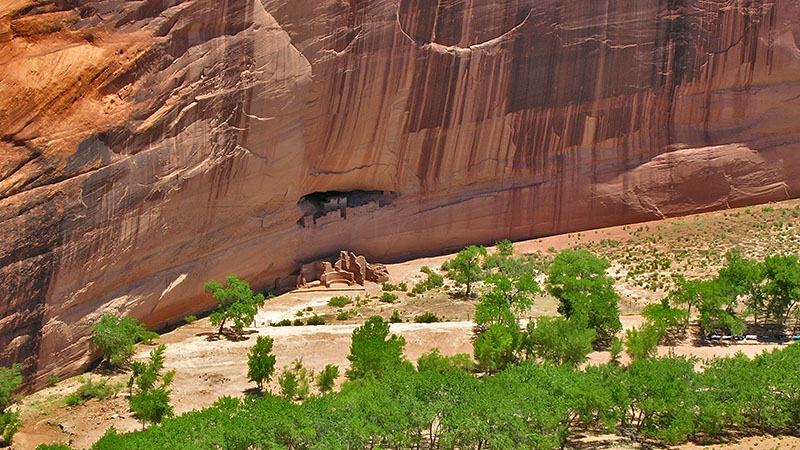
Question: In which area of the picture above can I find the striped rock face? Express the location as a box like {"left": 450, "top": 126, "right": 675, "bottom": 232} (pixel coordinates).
{"left": 1, "top": 0, "right": 799, "bottom": 386}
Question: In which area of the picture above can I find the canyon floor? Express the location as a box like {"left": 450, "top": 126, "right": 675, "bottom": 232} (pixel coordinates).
{"left": 11, "top": 198, "right": 800, "bottom": 450}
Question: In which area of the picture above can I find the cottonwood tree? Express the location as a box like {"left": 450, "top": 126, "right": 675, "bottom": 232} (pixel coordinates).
{"left": 523, "top": 316, "right": 596, "bottom": 366}
{"left": 91, "top": 313, "right": 156, "bottom": 368}
{"left": 346, "top": 316, "right": 409, "bottom": 380}
{"left": 204, "top": 275, "right": 266, "bottom": 335}
{"left": 0, "top": 364, "right": 22, "bottom": 447}
{"left": 315, "top": 364, "right": 339, "bottom": 394}
{"left": 547, "top": 249, "right": 621, "bottom": 343}
{"left": 764, "top": 254, "right": 800, "bottom": 326}
{"left": 247, "top": 336, "right": 277, "bottom": 392}
{"left": 446, "top": 245, "right": 487, "bottom": 297}
{"left": 128, "top": 345, "right": 175, "bottom": 430}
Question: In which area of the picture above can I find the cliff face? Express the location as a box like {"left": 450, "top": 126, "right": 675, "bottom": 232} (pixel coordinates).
{"left": 1, "top": 0, "right": 799, "bottom": 385}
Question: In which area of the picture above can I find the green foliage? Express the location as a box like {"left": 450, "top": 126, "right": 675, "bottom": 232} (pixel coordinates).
{"left": 36, "top": 445, "right": 74, "bottom": 450}
{"left": 306, "top": 315, "right": 325, "bottom": 326}
{"left": 413, "top": 312, "right": 441, "bottom": 323}
{"left": 382, "top": 282, "right": 399, "bottom": 291}
{"left": 336, "top": 310, "right": 356, "bottom": 321}
{"left": 278, "top": 361, "right": 311, "bottom": 400}
{"left": 412, "top": 266, "right": 445, "bottom": 294}
{"left": 89, "top": 344, "right": 800, "bottom": 449}
{"left": 271, "top": 319, "right": 292, "bottom": 327}
{"left": 379, "top": 292, "right": 397, "bottom": 303}
{"left": 90, "top": 313, "right": 152, "bottom": 368}
{"left": 697, "top": 279, "right": 745, "bottom": 335}
{"left": 47, "top": 375, "right": 59, "bottom": 387}
{"left": 718, "top": 250, "right": 765, "bottom": 325}
{"left": 474, "top": 273, "right": 539, "bottom": 328}
{"left": 247, "top": 336, "right": 276, "bottom": 392}
{"left": 494, "top": 239, "right": 514, "bottom": 257}
{"left": 624, "top": 324, "right": 664, "bottom": 361}
{"left": 204, "top": 275, "right": 266, "bottom": 334}
{"left": 327, "top": 296, "right": 351, "bottom": 308}
{"left": 547, "top": 249, "right": 621, "bottom": 343}
{"left": 346, "top": 316, "right": 409, "bottom": 380}
{"left": 0, "top": 364, "right": 22, "bottom": 447}
{"left": 389, "top": 311, "right": 402, "bottom": 323}
{"left": 183, "top": 315, "right": 197, "bottom": 324}
{"left": 65, "top": 378, "right": 115, "bottom": 406}
{"left": 763, "top": 254, "right": 800, "bottom": 325}
{"left": 610, "top": 337, "right": 624, "bottom": 366}
{"left": 524, "top": 316, "right": 595, "bottom": 366}
{"left": 293, "top": 319, "right": 303, "bottom": 326}
{"left": 128, "top": 345, "right": 175, "bottom": 430}
{"left": 446, "top": 245, "right": 488, "bottom": 296}
{"left": 398, "top": 282, "right": 408, "bottom": 291}
{"left": 641, "top": 298, "right": 688, "bottom": 336}
{"left": 315, "top": 365, "right": 339, "bottom": 394}
{"left": 473, "top": 324, "right": 517, "bottom": 373}
{"left": 416, "top": 349, "right": 473, "bottom": 373}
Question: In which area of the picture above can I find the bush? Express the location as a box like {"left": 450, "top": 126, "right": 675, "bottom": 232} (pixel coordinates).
{"left": 292, "top": 319, "right": 304, "bottom": 326}
{"left": 398, "top": 282, "right": 408, "bottom": 291}
{"left": 414, "top": 312, "right": 441, "bottom": 323}
{"left": 379, "top": 292, "right": 398, "bottom": 303}
{"left": 336, "top": 310, "right": 356, "bottom": 321}
{"left": 346, "top": 316, "right": 409, "bottom": 380}
{"left": 65, "top": 378, "right": 115, "bottom": 406}
{"left": 0, "top": 364, "right": 22, "bottom": 447}
{"left": 315, "top": 365, "right": 339, "bottom": 394}
{"left": 389, "top": 311, "right": 402, "bottom": 323}
{"left": 306, "top": 315, "right": 325, "bottom": 326}
{"left": 247, "top": 336, "right": 276, "bottom": 392}
{"left": 625, "top": 324, "right": 664, "bottom": 361}
{"left": 417, "top": 349, "right": 473, "bottom": 373}
{"left": 271, "top": 319, "right": 292, "bottom": 327}
{"left": 128, "top": 345, "right": 175, "bottom": 430}
{"left": 382, "top": 282, "right": 399, "bottom": 291}
{"left": 90, "top": 314, "right": 152, "bottom": 368}
{"left": 412, "top": 267, "right": 445, "bottom": 294}
{"left": 523, "top": 316, "right": 595, "bottom": 366}
{"left": 278, "top": 361, "right": 310, "bottom": 400}
{"left": 327, "top": 296, "right": 351, "bottom": 308}
{"left": 183, "top": 315, "right": 197, "bottom": 324}
{"left": 48, "top": 375, "right": 59, "bottom": 387}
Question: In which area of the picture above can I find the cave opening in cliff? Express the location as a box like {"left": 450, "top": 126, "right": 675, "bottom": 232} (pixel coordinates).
{"left": 297, "top": 190, "right": 397, "bottom": 227}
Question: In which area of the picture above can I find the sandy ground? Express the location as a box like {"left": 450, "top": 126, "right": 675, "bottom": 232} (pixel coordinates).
{"left": 12, "top": 204, "right": 799, "bottom": 449}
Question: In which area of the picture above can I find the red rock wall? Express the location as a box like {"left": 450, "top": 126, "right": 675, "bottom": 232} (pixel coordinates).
{"left": 1, "top": 0, "right": 799, "bottom": 386}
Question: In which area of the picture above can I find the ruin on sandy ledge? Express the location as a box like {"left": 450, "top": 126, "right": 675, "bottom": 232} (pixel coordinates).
{"left": 297, "top": 250, "right": 389, "bottom": 289}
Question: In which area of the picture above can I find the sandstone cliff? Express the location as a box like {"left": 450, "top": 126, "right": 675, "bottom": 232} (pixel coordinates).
{"left": 1, "top": 0, "right": 799, "bottom": 386}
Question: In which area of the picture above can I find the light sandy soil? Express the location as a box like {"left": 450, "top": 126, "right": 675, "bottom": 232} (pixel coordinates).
{"left": 12, "top": 200, "right": 800, "bottom": 449}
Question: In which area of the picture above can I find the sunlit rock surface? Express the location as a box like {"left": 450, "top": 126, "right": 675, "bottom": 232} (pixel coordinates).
{"left": 1, "top": 0, "right": 799, "bottom": 385}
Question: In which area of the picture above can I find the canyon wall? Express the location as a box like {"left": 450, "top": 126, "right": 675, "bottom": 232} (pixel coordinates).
{"left": 1, "top": 0, "right": 799, "bottom": 386}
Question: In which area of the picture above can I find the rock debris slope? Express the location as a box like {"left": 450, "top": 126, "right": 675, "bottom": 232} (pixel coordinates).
{"left": 1, "top": 0, "right": 799, "bottom": 385}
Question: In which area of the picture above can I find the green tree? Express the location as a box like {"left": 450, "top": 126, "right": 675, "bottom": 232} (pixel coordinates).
{"left": 474, "top": 273, "right": 539, "bottom": 328}
{"left": 315, "top": 364, "right": 339, "bottom": 394}
{"left": 128, "top": 345, "right": 175, "bottom": 430}
{"left": 204, "top": 275, "right": 266, "bottom": 334}
{"left": 416, "top": 349, "right": 473, "bottom": 373}
{"left": 523, "top": 316, "right": 596, "bottom": 366}
{"left": 624, "top": 323, "right": 664, "bottom": 361}
{"left": 90, "top": 313, "right": 153, "bottom": 368}
{"left": 0, "top": 364, "right": 22, "bottom": 447}
{"left": 697, "top": 279, "right": 745, "bottom": 335}
{"left": 346, "top": 316, "right": 409, "bottom": 380}
{"left": 473, "top": 324, "right": 516, "bottom": 373}
{"left": 547, "top": 249, "right": 621, "bottom": 343}
{"left": 763, "top": 254, "right": 800, "bottom": 326}
{"left": 247, "top": 336, "right": 277, "bottom": 392}
{"left": 278, "top": 360, "right": 310, "bottom": 400}
{"left": 718, "top": 250, "right": 766, "bottom": 325}
{"left": 642, "top": 298, "right": 688, "bottom": 337}
{"left": 446, "top": 245, "right": 488, "bottom": 296}
{"left": 668, "top": 279, "right": 704, "bottom": 331}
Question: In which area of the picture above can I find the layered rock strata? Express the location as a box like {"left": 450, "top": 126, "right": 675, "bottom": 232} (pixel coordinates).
{"left": 1, "top": 0, "right": 799, "bottom": 385}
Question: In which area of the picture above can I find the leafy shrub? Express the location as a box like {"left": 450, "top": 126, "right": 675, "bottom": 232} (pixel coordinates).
{"left": 389, "top": 311, "right": 402, "bottom": 323}
{"left": 0, "top": 364, "right": 22, "bottom": 447}
{"left": 379, "top": 292, "right": 398, "bottom": 303}
{"left": 65, "top": 378, "right": 115, "bottom": 406}
{"left": 414, "top": 312, "right": 441, "bottom": 323}
{"left": 247, "top": 336, "right": 276, "bottom": 392}
{"left": 183, "top": 315, "right": 197, "bottom": 324}
{"left": 412, "top": 267, "right": 445, "bottom": 294}
{"left": 271, "top": 319, "right": 292, "bottom": 327}
{"left": 90, "top": 314, "right": 153, "bottom": 368}
{"left": 327, "top": 296, "right": 351, "bottom": 308}
{"left": 398, "top": 282, "right": 408, "bottom": 291}
{"left": 336, "top": 310, "right": 356, "bottom": 321}
{"left": 47, "top": 375, "right": 59, "bottom": 387}
{"left": 382, "top": 282, "right": 399, "bottom": 291}
{"left": 278, "top": 361, "right": 310, "bottom": 400}
{"left": 315, "top": 365, "right": 339, "bottom": 394}
{"left": 417, "top": 349, "right": 473, "bottom": 373}
{"left": 292, "top": 319, "right": 304, "bottom": 326}
{"left": 306, "top": 315, "right": 325, "bottom": 326}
